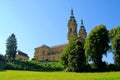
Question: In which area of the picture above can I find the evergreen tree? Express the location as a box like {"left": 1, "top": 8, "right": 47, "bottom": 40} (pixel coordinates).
{"left": 60, "top": 38, "right": 86, "bottom": 72}
{"left": 6, "top": 33, "right": 17, "bottom": 61}
{"left": 84, "top": 25, "right": 109, "bottom": 70}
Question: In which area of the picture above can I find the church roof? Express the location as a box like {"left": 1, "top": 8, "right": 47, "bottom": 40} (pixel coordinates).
{"left": 41, "top": 44, "right": 49, "bottom": 48}
{"left": 17, "top": 50, "right": 29, "bottom": 57}
{"left": 51, "top": 43, "right": 67, "bottom": 48}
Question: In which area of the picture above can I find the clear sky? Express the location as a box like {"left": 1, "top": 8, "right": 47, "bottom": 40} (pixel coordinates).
{"left": 0, "top": 0, "right": 120, "bottom": 63}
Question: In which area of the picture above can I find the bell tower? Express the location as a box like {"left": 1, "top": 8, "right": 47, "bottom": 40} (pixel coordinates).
{"left": 78, "top": 19, "right": 87, "bottom": 41}
{"left": 67, "top": 9, "right": 77, "bottom": 42}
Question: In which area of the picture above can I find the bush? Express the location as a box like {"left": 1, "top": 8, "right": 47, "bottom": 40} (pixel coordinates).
{"left": 0, "top": 54, "right": 6, "bottom": 71}
{"left": 0, "top": 61, "right": 6, "bottom": 71}
{"left": 107, "top": 64, "right": 117, "bottom": 71}
{"left": 5, "top": 60, "right": 43, "bottom": 71}
{"left": 5, "top": 60, "right": 63, "bottom": 71}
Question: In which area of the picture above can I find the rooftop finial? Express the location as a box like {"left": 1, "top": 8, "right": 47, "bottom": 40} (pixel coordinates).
{"left": 81, "top": 18, "right": 84, "bottom": 27}
{"left": 69, "top": 9, "right": 76, "bottom": 22}
{"left": 71, "top": 9, "right": 74, "bottom": 16}
{"left": 81, "top": 19, "right": 83, "bottom": 25}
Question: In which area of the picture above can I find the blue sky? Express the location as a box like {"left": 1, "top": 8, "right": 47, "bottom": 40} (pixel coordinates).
{"left": 0, "top": 0, "right": 120, "bottom": 63}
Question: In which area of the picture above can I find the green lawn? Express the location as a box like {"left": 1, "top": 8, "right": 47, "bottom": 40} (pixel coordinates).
{"left": 0, "top": 70, "right": 120, "bottom": 80}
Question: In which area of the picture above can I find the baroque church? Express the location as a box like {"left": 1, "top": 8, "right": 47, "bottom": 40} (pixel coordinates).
{"left": 34, "top": 9, "right": 87, "bottom": 61}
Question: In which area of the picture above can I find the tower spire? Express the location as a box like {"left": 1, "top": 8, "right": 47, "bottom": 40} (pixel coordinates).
{"left": 71, "top": 9, "right": 74, "bottom": 16}
{"left": 68, "top": 9, "right": 77, "bottom": 42}
{"left": 78, "top": 19, "right": 87, "bottom": 41}
{"left": 69, "top": 9, "right": 76, "bottom": 22}
{"left": 80, "top": 19, "right": 84, "bottom": 28}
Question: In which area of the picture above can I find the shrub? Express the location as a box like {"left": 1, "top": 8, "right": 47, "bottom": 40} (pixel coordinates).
{"left": 0, "top": 54, "right": 6, "bottom": 71}
{"left": 5, "top": 60, "right": 63, "bottom": 71}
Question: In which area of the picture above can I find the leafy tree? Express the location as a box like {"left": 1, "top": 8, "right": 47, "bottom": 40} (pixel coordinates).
{"left": 60, "top": 50, "right": 69, "bottom": 69}
{"left": 109, "top": 26, "right": 120, "bottom": 70}
{"left": 60, "top": 38, "right": 86, "bottom": 72}
{"left": 112, "top": 34, "right": 120, "bottom": 69}
{"left": 109, "top": 26, "right": 120, "bottom": 40}
{"left": 6, "top": 33, "right": 17, "bottom": 61}
{"left": 84, "top": 25, "right": 109, "bottom": 70}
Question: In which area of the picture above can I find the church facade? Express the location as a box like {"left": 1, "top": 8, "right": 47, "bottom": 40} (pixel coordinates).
{"left": 34, "top": 9, "right": 87, "bottom": 61}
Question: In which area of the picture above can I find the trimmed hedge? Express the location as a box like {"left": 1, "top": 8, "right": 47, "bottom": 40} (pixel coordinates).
{"left": 3, "top": 60, "right": 120, "bottom": 72}
{"left": 5, "top": 60, "right": 63, "bottom": 71}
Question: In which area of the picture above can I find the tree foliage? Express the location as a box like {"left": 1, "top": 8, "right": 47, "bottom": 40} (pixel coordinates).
{"left": 84, "top": 25, "right": 109, "bottom": 70}
{"left": 109, "top": 26, "right": 120, "bottom": 69}
{"left": 0, "top": 54, "right": 5, "bottom": 61}
{"left": 109, "top": 26, "right": 120, "bottom": 40}
{"left": 60, "top": 38, "right": 86, "bottom": 72}
{"left": 0, "top": 54, "right": 6, "bottom": 71}
{"left": 6, "top": 33, "right": 17, "bottom": 61}
{"left": 112, "top": 34, "right": 120, "bottom": 68}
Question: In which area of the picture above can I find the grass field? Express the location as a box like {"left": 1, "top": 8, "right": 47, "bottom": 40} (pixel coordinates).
{"left": 0, "top": 70, "right": 120, "bottom": 80}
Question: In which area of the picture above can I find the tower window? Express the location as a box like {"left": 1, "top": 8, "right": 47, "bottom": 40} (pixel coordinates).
{"left": 69, "top": 28, "right": 72, "bottom": 32}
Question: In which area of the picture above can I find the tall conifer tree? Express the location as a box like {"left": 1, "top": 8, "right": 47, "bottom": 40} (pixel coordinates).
{"left": 6, "top": 33, "right": 17, "bottom": 61}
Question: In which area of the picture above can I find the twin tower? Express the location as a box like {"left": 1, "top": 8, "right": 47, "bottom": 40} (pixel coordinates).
{"left": 67, "top": 9, "right": 87, "bottom": 42}
{"left": 34, "top": 9, "right": 87, "bottom": 61}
